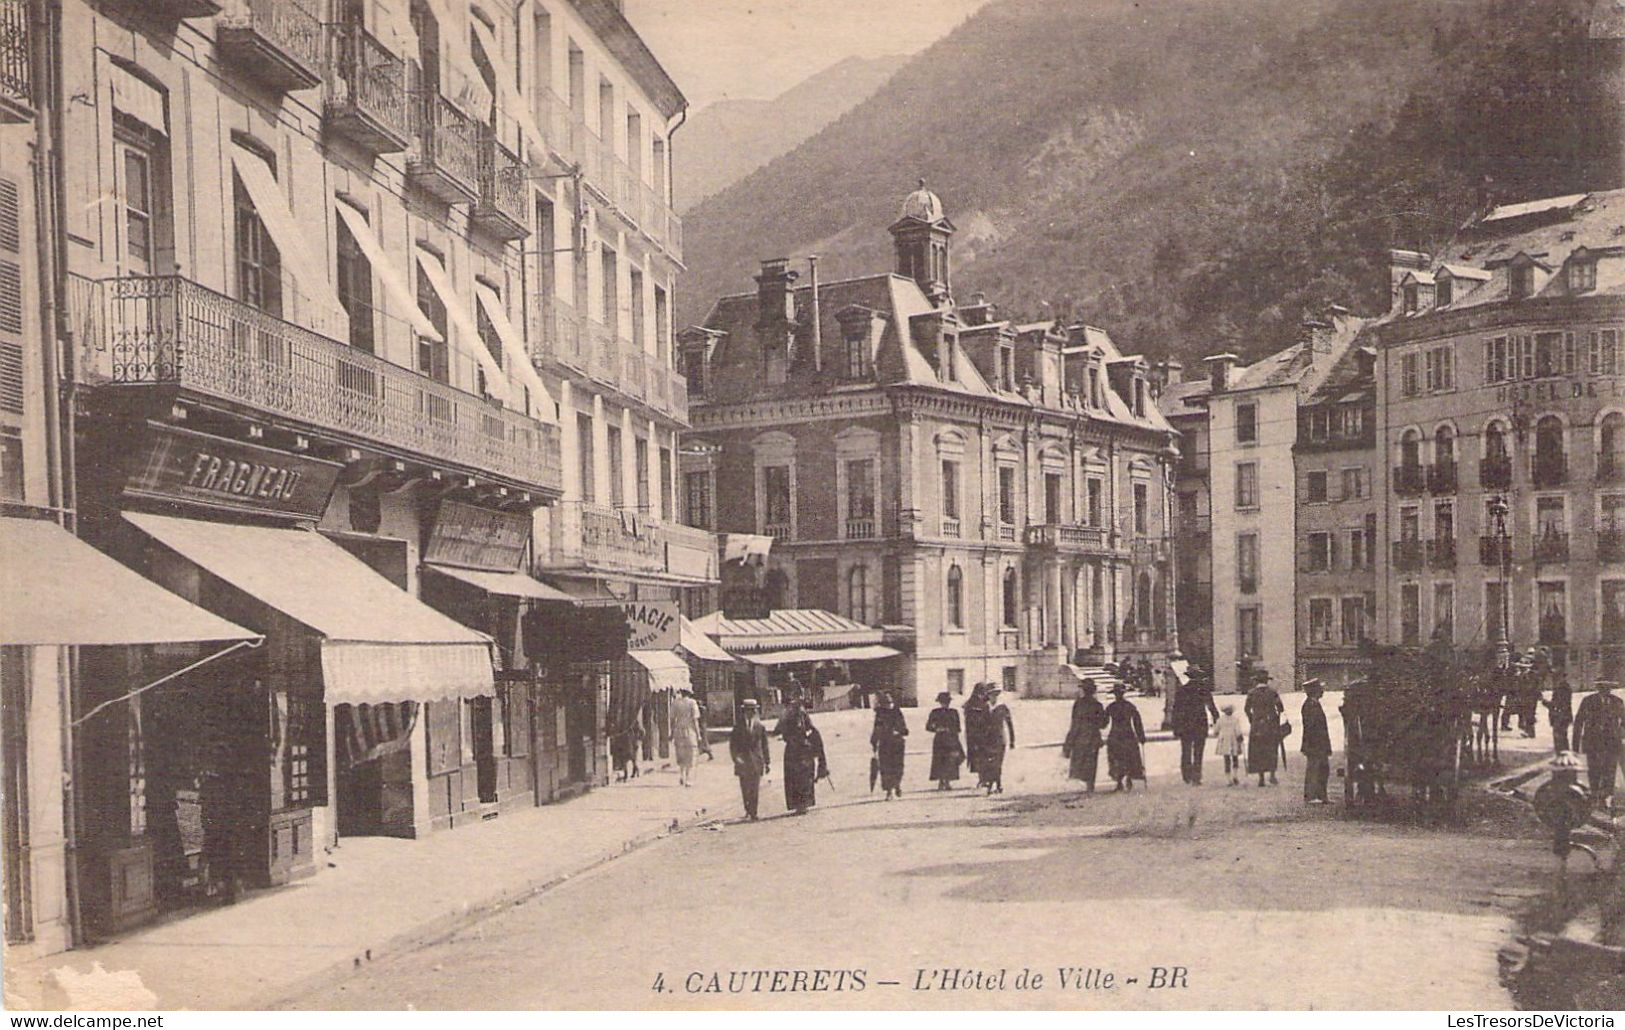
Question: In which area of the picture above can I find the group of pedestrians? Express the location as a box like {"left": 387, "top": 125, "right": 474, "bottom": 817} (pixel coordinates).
{"left": 1060, "top": 680, "right": 1149, "bottom": 792}
{"left": 728, "top": 694, "right": 831, "bottom": 821}
{"left": 917, "top": 683, "right": 1019, "bottom": 795}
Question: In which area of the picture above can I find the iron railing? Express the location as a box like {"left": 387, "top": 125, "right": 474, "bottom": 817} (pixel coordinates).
{"left": 1393, "top": 464, "right": 1425, "bottom": 496}
{"left": 1427, "top": 538, "right": 1457, "bottom": 569}
{"left": 0, "top": 0, "right": 29, "bottom": 111}
{"left": 1478, "top": 536, "right": 1511, "bottom": 567}
{"left": 220, "top": 0, "right": 323, "bottom": 91}
{"left": 1534, "top": 532, "right": 1570, "bottom": 563}
{"left": 473, "top": 130, "right": 528, "bottom": 239}
{"left": 1600, "top": 453, "right": 1624, "bottom": 484}
{"left": 1532, "top": 456, "right": 1567, "bottom": 488}
{"left": 1427, "top": 460, "right": 1457, "bottom": 494}
{"left": 76, "top": 275, "right": 561, "bottom": 493}
{"left": 410, "top": 92, "right": 480, "bottom": 201}
{"left": 325, "top": 22, "right": 410, "bottom": 152}
{"left": 1599, "top": 528, "right": 1623, "bottom": 562}
{"left": 1392, "top": 540, "right": 1425, "bottom": 571}
{"left": 1479, "top": 456, "right": 1512, "bottom": 490}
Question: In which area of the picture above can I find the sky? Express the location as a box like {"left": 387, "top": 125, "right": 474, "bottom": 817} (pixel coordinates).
{"left": 622, "top": 0, "right": 992, "bottom": 110}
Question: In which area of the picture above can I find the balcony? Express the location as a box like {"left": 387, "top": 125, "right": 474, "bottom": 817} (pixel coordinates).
{"left": 219, "top": 0, "right": 323, "bottom": 93}
{"left": 1533, "top": 532, "right": 1570, "bottom": 564}
{"left": 615, "top": 341, "right": 646, "bottom": 403}
{"left": 471, "top": 130, "right": 528, "bottom": 241}
{"left": 1479, "top": 535, "right": 1512, "bottom": 567}
{"left": 1024, "top": 523, "right": 1110, "bottom": 554}
{"left": 1602, "top": 529, "right": 1624, "bottom": 563}
{"left": 1532, "top": 457, "right": 1567, "bottom": 489}
{"left": 765, "top": 523, "right": 791, "bottom": 543}
{"left": 998, "top": 523, "right": 1017, "bottom": 542}
{"left": 1392, "top": 540, "right": 1425, "bottom": 572}
{"left": 941, "top": 515, "right": 961, "bottom": 538}
{"left": 76, "top": 275, "right": 561, "bottom": 495}
{"left": 845, "top": 518, "right": 876, "bottom": 540}
{"left": 1598, "top": 454, "right": 1624, "bottom": 484}
{"left": 324, "top": 22, "right": 410, "bottom": 155}
{"left": 408, "top": 92, "right": 479, "bottom": 204}
{"left": 150, "top": 0, "right": 224, "bottom": 16}
{"left": 542, "top": 502, "right": 715, "bottom": 582}
{"left": 1393, "top": 464, "right": 1425, "bottom": 497}
{"left": 1479, "top": 456, "right": 1512, "bottom": 490}
{"left": 0, "top": 0, "right": 30, "bottom": 120}
{"left": 1427, "top": 538, "right": 1456, "bottom": 570}
{"left": 1427, "top": 460, "right": 1457, "bottom": 495}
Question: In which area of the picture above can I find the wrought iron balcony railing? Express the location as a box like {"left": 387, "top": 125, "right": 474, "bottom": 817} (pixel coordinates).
{"left": 75, "top": 275, "right": 561, "bottom": 494}
{"left": 1393, "top": 463, "right": 1425, "bottom": 497}
{"left": 1427, "top": 538, "right": 1456, "bottom": 569}
{"left": 1532, "top": 456, "right": 1567, "bottom": 488}
{"left": 324, "top": 22, "right": 410, "bottom": 155}
{"left": 408, "top": 91, "right": 479, "bottom": 204}
{"left": 219, "top": 0, "right": 323, "bottom": 93}
{"left": 1601, "top": 528, "right": 1624, "bottom": 563}
{"left": 472, "top": 129, "right": 528, "bottom": 241}
{"left": 1392, "top": 539, "right": 1425, "bottom": 571}
{"left": 1478, "top": 535, "right": 1511, "bottom": 567}
{"left": 1479, "top": 455, "right": 1512, "bottom": 490}
{"left": 0, "top": 0, "right": 30, "bottom": 117}
{"left": 544, "top": 501, "right": 717, "bottom": 582}
{"left": 1427, "top": 460, "right": 1457, "bottom": 495}
{"left": 1598, "top": 453, "right": 1624, "bottom": 484}
{"left": 1533, "top": 532, "right": 1570, "bottom": 563}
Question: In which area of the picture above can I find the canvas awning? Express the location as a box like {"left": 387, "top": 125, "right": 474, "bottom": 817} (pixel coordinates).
{"left": 678, "top": 616, "right": 732, "bottom": 663}
{"left": 125, "top": 512, "right": 493, "bottom": 703}
{"left": 334, "top": 200, "right": 442, "bottom": 341}
{"left": 539, "top": 575, "right": 623, "bottom": 607}
{"left": 738, "top": 645, "right": 901, "bottom": 666}
{"left": 474, "top": 282, "right": 556, "bottom": 412}
{"left": 424, "top": 563, "right": 574, "bottom": 602}
{"left": 467, "top": 16, "right": 549, "bottom": 159}
{"left": 230, "top": 144, "right": 348, "bottom": 337}
{"left": 414, "top": 246, "right": 510, "bottom": 403}
{"left": 109, "top": 62, "right": 166, "bottom": 134}
{"left": 628, "top": 649, "right": 690, "bottom": 693}
{"left": 0, "top": 517, "right": 255, "bottom": 646}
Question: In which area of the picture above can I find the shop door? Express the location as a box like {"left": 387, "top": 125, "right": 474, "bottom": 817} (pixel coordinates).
{"left": 470, "top": 696, "right": 496, "bottom": 803}
{"left": 566, "top": 683, "right": 591, "bottom": 783}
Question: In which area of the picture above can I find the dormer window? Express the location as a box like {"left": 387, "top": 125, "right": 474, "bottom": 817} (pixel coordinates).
{"left": 998, "top": 345, "right": 1015, "bottom": 391}
{"left": 940, "top": 338, "right": 957, "bottom": 383}
{"left": 1569, "top": 259, "right": 1597, "bottom": 293}
{"left": 684, "top": 348, "right": 706, "bottom": 395}
{"left": 1403, "top": 282, "right": 1434, "bottom": 313}
{"left": 1435, "top": 277, "right": 1453, "bottom": 306}
{"left": 843, "top": 326, "right": 870, "bottom": 379}
{"left": 1510, "top": 263, "right": 1535, "bottom": 300}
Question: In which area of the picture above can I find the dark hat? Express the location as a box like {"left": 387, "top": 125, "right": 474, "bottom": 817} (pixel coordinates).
{"left": 1078, "top": 678, "right": 1096, "bottom": 693}
{"left": 1110, "top": 682, "right": 1128, "bottom": 695}
{"left": 1301, "top": 677, "right": 1324, "bottom": 692}
{"left": 936, "top": 691, "right": 953, "bottom": 703}
{"left": 1252, "top": 669, "right": 1272, "bottom": 682}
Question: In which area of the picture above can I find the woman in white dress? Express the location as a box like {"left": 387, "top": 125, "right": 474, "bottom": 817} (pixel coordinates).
{"left": 670, "top": 687, "right": 704, "bottom": 787}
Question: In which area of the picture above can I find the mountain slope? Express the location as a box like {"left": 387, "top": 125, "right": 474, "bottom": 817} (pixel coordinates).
{"left": 675, "top": 55, "right": 901, "bottom": 211}
{"left": 678, "top": 0, "right": 1621, "bottom": 360}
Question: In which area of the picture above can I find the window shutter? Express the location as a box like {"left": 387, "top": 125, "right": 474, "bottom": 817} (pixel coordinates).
{"left": 0, "top": 341, "right": 21, "bottom": 415}
{"left": 0, "top": 175, "right": 21, "bottom": 419}
{"left": 0, "top": 179, "right": 19, "bottom": 255}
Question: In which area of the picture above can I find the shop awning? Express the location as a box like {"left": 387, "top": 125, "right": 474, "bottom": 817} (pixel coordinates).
{"left": 538, "top": 575, "right": 623, "bottom": 607}
{"left": 628, "top": 650, "right": 691, "bottom": 693}
{"left": 125, "top": 513, "right": 493, "bottom": 703}
{"left": 678, "top": 616, "right": 732, "bottom": 663}
{"left": 424, "top": 563, "right": 575, "bottom": 602}
{"left": 0, "top": 517, "right": 256, "bottom": 646}
{"left": 334, "top": 200, "right": 442, "bottom": 341}
{"left": 739, "top": 645, "right": 902, "bottom": 666}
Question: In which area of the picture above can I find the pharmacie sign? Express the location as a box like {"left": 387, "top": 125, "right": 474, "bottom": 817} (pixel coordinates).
{"left": 619, "top": 600, "right": 679, "bottom": 650}
{"left": 126, "top": 424, "right": 340, "bottom": 519}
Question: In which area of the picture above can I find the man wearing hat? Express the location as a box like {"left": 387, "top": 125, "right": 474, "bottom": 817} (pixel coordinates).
{"left": 1300, "top": 679, "right": 1332, "bottom": 804}
{"left": 1573, "top": 679, "right": 1624, "bottom": 803}
{"left": 1170, "top": 663, "right": 1220, "bottom": 785}
{"left": 729, "top": 698, "right": 771, "bottom": 820}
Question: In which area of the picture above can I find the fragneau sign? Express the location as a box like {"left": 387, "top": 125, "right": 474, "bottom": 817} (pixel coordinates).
{"left": 126, "top": 424, "right": 341, "bottom": 520}
{"left": 425, "top": 500, "right": 531, "bottom": 571}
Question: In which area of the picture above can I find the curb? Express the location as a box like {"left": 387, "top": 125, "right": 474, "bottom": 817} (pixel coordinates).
{"left": 247, "top": 805, "right": 722, "bottom": 1010}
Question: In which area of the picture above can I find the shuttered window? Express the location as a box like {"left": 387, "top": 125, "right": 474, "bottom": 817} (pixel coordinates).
{"left": 0, "top": 175, "right": 21, "bottom": 422}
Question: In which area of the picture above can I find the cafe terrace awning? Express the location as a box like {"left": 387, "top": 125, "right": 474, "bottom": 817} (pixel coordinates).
{"left": 677, "top": 616, "right": 732, "bottom": 663}
{"left": 126, "top": 513, "right": 493, "bottom": 703}
{"left": 0, "top": 517, "right": 256, "bottom": 646}
{"left": 424, "top": 563, "right": 575, "bottom": 602}
{"left": 628, "top": 649, "right": 691, "bottom": 693}
{"left": 738, "top": 645, "right": 902, "bottom": 666}
{"left": 688, "top": 608, "right": 883, "bottom": 652}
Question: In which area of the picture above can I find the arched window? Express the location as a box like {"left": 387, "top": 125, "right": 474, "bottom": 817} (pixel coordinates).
{"left": 847, "top": 565, "right": 869, "bottom": 624}
{"left": 763, "top": 568, "right": 789, "bottom": 611}
{"left": 1534, "top": 415, "right": 1566, "bottom": 486}
{"left": 1600, "top": 412, "right": 1625, "bottom": 481}
{"left": 1400, "top": 428, "right": 1422, "bottom": 468}
{"left": 1484, "top": 421, "right": 1508, "bottom": 460}
{"left": 1434, "top": 425, "right": 1455, "bottom": 465}
{"left": 946, "top": 565, "right": 963, "bottom": 629}
{"left": 1001, "top": 567, "right": 1019, "bottom": 628}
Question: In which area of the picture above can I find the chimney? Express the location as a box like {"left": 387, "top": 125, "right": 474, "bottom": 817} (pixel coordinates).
{"left": 1303, "top": 316, "right": 1334, "bottom": 355}
{"left": 1203, "top": 352, "right": 1240, "bottom": 393}
{"left": 755, "top": 258, "right": 799, "bottom": 327}
{"left": 1387, "top": 249, "right": 1430, "bottom": 314}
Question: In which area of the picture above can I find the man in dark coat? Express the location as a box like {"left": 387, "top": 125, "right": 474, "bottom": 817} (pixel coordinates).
{"left": 1063, "top": 679, "right": 1108, "bottom": 791}
{"left": 777, "top": 699, "right": 828, "bottom": 814}
{"left": 1573, "top": 680, "right": 1624, "bottom": 802}
{"left": 1545, "top": 674, "right": 1574, "bottom": 754}
{"left": 1170, "top": 664, "right": 1221, "bottom": 785}
{"left": 1245, "top": 669, "right": 1284, "bottom": 787}
{"left": 1300, "top": 678, "right": 1332, "bottom": 804}
{"left": 729, "top": 698, "right": 771, "bottom": 821}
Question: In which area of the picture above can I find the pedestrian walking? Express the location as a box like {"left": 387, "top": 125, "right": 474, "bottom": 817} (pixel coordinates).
{"left": 1215, "top": 703, "right": 1246, "bottom": 785}
{"left": 729, "top": 698, "right": 771, "bottom": 821}
{"left": 1105, "top": 683, "right": 1146, "bottom": 791}
{"left": 1245, "top": 669, "right": 1285, "bottom": 787}
{"left": 610, "top": 718, "right": 642, "bottom": 781}
{"left": 1520, "top": 650, "right": 1545, "bottom": 739}
{"left": 778, "top": 697, "right": 828, "bottom": 815}
{"left": 1170, "top": 662, "right": 1220, "bottom": 785}
{"left": 925, "top": 692, "right": 964, "bottom": 790}
{"left": 976, "top": 686, "right": 1016, "bottom": 794}
{"left": 1300, "top": 678, "right": 1331, "bottom": 804}
{"left": 670, "top": 687, "right": 704, "bottom": 787}
{"left": 963, "top": 683, "right": 992, "bottom": 780}
{"left": 1062, "top": 678, "right": 1108, "bottom": 791}
{"left": 1546, "top": 675, "right": 1574, "bottom": 754}
{"left": 870, "top": 691, "right": 909, "bottom": 799}
{"left": 1573, "top": 680, "right": 1625, "bottom": 803}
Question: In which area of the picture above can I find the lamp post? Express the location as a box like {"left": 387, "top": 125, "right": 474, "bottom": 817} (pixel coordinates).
{"left": 1489, "top": 494, "right": 1513, "bottom": 668}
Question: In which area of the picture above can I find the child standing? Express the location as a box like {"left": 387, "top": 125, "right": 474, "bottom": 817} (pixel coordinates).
{"left": 1214, "top": 703, "right": 1246, "bottom": 786}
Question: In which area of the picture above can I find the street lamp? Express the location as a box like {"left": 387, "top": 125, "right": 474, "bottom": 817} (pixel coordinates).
{"left": 1489, "top": 494, "right": 1512, "bottom": 668}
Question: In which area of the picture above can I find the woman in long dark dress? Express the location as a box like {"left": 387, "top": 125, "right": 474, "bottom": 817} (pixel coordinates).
{"left": 1105, "top": 684, "right": 1146, "bottom": 791}
{"left": 924, "top": 691, "right": 963, "bottom": 790}
{"left": 977, "top": 687, "right": 1016, "bottom": 794}
{"left": 1244, "top": 673, "right": 1284, "bottom": 787}
{"left": 1063, "top": 679, "right": 1108, "bottom": 791}
{"left": 778, "top": 699, "right": 827, "bottom": 814}
{"left": 962, "top": 684, "right": 991, "bottom": 779}
{"left": 870, "top": 692, "right": 909, "bottom": 799}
